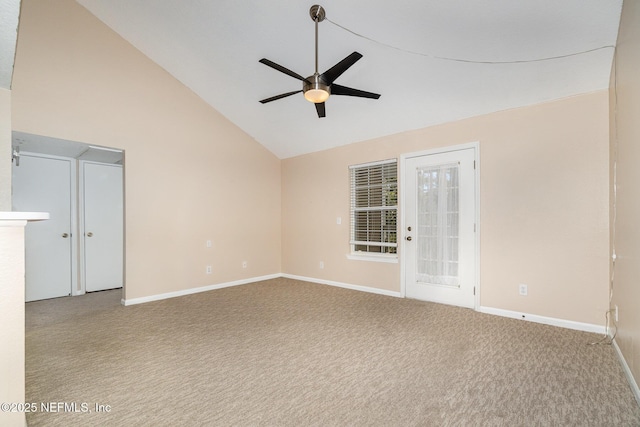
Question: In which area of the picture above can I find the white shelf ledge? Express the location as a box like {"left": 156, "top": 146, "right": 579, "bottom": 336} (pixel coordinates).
{"left": 0, "top": 211, "right": 49, "bottom": 221}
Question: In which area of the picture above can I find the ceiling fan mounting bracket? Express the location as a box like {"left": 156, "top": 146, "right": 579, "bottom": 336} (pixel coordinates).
{"left": 309, "top": 5, "right": 326, "bottom": 23}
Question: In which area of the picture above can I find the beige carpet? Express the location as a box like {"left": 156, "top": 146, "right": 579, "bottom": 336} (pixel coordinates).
{"left": 25, "top": 277, "right": 640, "bottom": 426}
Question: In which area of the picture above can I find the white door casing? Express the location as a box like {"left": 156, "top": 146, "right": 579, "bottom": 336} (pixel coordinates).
{"left": 402, "top": 143, "right": 479, "bottom": 308}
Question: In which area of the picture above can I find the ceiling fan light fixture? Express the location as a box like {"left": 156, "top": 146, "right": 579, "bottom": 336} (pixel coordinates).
{"left": 259, "top": 5, "right": 380, "bottom": 116}
{"left": 304, "top": 88, "right": 330, "bottom": 103}
{"left": 302, "top": 74, "right": 331, "bottom": 104}
{"left": 303, "top": 74, "right": 330, "bottom": 103}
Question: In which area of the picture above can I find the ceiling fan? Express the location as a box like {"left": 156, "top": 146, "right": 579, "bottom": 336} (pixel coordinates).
{"left": 259, "top": 5, "right": 380, "bottom": 118}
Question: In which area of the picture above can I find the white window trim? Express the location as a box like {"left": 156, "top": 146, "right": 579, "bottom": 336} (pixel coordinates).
{"left": 346, "top": 253, "right": 399, "bottom": 263}
{"left": 349, "top": 158, "right": 398, "bottom": 261}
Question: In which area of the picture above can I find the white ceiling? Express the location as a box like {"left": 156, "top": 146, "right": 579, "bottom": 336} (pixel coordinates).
{"left": 44, "top": 2, "right": 627, "bottom": 157}
{"left": 0, "top": 0, "right": 20, "bottom": 89}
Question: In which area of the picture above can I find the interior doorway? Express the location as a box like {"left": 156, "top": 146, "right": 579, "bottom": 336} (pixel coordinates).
{"left": 11, "top": 131, "right": 125, "bottom": 301}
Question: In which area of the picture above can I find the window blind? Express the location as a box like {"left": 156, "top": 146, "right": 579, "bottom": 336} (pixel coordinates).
{"left": 349, "top": 159, "right": 398, "bottom": 254}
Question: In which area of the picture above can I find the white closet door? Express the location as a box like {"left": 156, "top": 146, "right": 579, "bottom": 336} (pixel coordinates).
{"left": 12, "top": 155, "right": 73, "bottom": 301}
{"left": 82, "top": 162, "right": 123, "bottom": 292}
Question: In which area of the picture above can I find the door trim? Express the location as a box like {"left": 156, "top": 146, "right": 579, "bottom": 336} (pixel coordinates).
{"left": 399, "top": 141, "right": 480, "bottom": 309}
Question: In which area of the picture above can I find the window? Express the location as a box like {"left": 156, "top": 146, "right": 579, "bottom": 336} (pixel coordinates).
{"left": 350, "top": 159, "right": 398, "bottom": 256}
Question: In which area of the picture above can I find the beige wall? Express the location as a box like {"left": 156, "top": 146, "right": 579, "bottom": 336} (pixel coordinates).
{"left": 8, "top": 0, "right": 613, "bottom": 325}
{"left": 283, "top": 92, "right": 610, "bottom": 326}
{"left": 610, "top": 0, "right": 640, "bottom": 392}
{"left": 11, "top": 0, "right": 282, "bottom": 300}
{"left": 0, "top": 20, "right": 23, "bottom": 427}
{"left": 0, "top": 223, "right": 26, "bottom": 427}
{"left": 0, "top": 88, "right": 11, "bottom": 210}
{"left": 2, "top": 0, "right": 628, "bottom": 416}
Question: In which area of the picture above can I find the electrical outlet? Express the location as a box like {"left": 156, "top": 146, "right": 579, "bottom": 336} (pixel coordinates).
{"left": 615, "top": 305, "right": 619, "bottom": 322}
{"left": 242, "top": 261, "right": 247, "bottom": 269}
{"left": 206, "top": 240, "right": 212, "bottom": 248}
{"left": 206, "top": 265, "right": 212, "bottom": 274}
{"left": 519, "top": 284, "right": 528, "bottom": 296}
{"left": 336, "top": 217, "right": 341, "bottom": 225}
{"left": 319, "top": 261, "right": 324, "bottom": 269}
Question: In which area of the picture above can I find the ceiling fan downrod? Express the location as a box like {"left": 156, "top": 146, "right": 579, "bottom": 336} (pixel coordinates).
{"left": 309, "top": 5, "right": 326, "bottom": 75}
{"left": 304, "top": 5, "right": 330, "bottom": 103}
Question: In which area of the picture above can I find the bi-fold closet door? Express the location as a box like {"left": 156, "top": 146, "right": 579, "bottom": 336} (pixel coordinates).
{"left": 12, "top": 153, "right": 123, "bottom": 302}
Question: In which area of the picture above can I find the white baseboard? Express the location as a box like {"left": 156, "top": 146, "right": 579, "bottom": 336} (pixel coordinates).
{"left": 120, "top": 273, "right": 640, "bottom": 405}
{"left": 479, "top": 306, "right": 606, "bottom": 334}
{"left": 612, "top": 338, "right": 640, "bottom": 406}
{"left": 121, "top": 273, "right": 401, "bottom": 306}
{"left": 281, "top": 273, "right": 403, "bottom": 298}
{"left": 121, "top": 273, "right": 281, "bottom": 306}
{"left": 120, "top": 275, "right": 605, "bottom": 338}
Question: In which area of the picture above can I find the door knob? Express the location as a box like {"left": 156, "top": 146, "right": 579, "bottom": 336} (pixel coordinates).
{"left": 86, "top": 232, "right": 93, "bottom": 237}
{"left": 62, "top": 233, "right": 69, "bottom": 238}
{"left": 406, "top": 236, "right": 412, "bottom": 241}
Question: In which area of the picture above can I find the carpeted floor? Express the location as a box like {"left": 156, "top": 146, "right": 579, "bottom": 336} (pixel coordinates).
{"left": 25, "top": 277, "right": 640, "bottom": 426}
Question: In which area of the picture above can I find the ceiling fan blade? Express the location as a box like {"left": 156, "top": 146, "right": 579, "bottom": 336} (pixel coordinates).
{"left": 259, "top": 58, "right": 306, "bottom": 81}
{"left": 259, "top": 90, "right": 302, "bottom": 104}
{"left": 331, "top": 84, "right": 380, "bottom": 99}
{"left": 320, "top": 52, "right": 363, "bottom": 84}
{"left": 315, "top": 102, "right": 326, "bottom": 118}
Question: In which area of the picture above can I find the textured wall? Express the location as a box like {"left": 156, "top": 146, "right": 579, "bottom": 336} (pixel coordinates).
{"left": 0, "top": 89, "right": 11, "bottom": 211}
{"left": 0, "top": 224, "right": 26, "bottom": 427}
{"left": 9, "top": 0, "right": 612, "bottom": 329}
{"left": 283, "top": 92, "right": 610, "bottom": 326}
{"left": 610, "top": 0, "right": 640, "bottom": 396}
{"left": 11, "top": 0, "right": 282, "bottom": 300}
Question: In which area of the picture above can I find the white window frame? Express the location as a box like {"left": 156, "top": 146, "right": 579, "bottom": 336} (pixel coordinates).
{"left": 347, "top": 158, "right": 398, "bottom": 263}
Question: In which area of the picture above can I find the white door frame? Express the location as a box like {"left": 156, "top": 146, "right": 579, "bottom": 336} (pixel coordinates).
{"left": 14, "top": 152, "right": 81, "bottom": 297}
{"left": 400, "top": 141, "right": 480, "bottom": 309}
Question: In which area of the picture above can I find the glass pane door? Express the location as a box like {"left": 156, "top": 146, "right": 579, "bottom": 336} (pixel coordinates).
{"left": 404, "top": 146, "right": 476, "bottom": 308}
{"left": 416, "top": 163, "right": 460, "bottom": 287}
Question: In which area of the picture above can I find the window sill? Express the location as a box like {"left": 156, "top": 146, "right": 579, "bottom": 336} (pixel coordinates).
{"left": 346, "top": 253, "right": 398, "bottom": 264}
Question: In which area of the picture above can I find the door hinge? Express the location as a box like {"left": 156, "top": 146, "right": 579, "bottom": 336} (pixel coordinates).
{"left": 474, "top": 223, "right": 476, "bottom": 232}
{"left": 473, "top": 286, "right": 476, "bottom": 296}
{"left": 473, "top": 160, "right": 476, "bottom": 169}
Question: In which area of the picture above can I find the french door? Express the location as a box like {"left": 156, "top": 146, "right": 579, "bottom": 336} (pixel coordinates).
{"left": 403, "top": 145, "right": 478, "bottom": 308}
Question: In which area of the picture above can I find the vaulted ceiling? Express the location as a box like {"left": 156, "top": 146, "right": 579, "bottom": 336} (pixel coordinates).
{"left": 0, "top": 0, "right": 20, "bottom": 89}
{"left": 12, "top": 1, "right": 626, "bottom": 158}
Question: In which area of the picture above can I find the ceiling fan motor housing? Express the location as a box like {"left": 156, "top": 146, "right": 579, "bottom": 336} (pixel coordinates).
{"left": 303, "top": 73, "right": 330, "bottom": 103}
